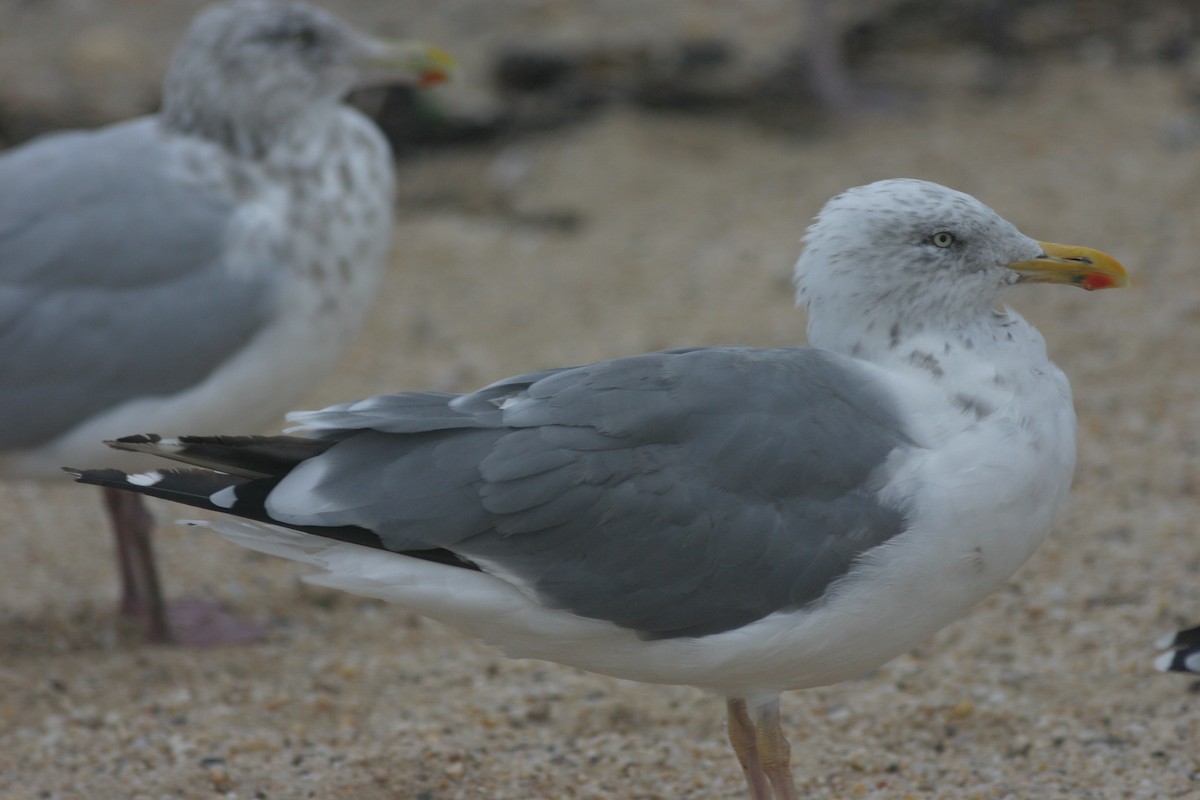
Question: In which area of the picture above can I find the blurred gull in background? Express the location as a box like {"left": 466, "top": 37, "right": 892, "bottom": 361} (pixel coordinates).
{"left": 0, "top": 0, "right": 451, "bottom": 645}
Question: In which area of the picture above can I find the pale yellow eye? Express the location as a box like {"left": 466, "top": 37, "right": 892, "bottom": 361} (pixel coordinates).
{"left": 294, "top": 26, "right": 318, "bottom": 47}
{"left": 931, "top": 231, "right": 955, "bottom": 248}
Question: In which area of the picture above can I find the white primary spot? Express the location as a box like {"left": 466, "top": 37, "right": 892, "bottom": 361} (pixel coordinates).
{"left": 128, "top": 471, "right": 164, "bottom": 487}
{"left": 210, "top": 486, "right": 238, "bottom": 509}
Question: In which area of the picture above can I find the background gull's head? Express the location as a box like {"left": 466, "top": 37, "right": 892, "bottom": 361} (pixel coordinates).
{"left": 161, "top": 0, "right": 452, "bottom": 155}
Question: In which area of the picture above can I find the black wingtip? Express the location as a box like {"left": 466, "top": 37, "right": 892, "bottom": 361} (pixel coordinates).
{"left": 110, "top": 433, "right": 164, "bottom": 445}
{"left": 68, "top": 466, "right": 136, "bottom": 488}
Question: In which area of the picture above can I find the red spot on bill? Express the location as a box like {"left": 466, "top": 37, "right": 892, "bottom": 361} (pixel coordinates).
{"left": 419, "top": 69, "right": 449, "bottom": 87}
{"left": 1081, "top": 272, "right": 1118, "bottom": 291}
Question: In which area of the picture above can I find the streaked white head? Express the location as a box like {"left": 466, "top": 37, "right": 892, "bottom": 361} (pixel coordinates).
{"left": 161, "top": 0, "right": 452, "bottom": 155}
{"left": 794, "top": 179, "right": 1127, "bottom": 356}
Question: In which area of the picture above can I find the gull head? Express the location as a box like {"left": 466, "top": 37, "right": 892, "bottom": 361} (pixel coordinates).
{"left": 794, "top": 179, "right": 1127, "bottom": 348}
{"left": 162, "top": 0, "right": 453, "bottom": 154}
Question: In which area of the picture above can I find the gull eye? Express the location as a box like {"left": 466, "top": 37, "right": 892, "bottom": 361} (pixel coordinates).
{"left": 293, "top": 25, "right": 319, "bottom": 47}
{"left": 930, "top": 231, "right": 955, "bottom": 248}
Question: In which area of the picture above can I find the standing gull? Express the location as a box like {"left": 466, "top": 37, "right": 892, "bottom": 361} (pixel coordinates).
{"left": 74, "top": 179, "right": 1127, "bottom": 796}
{"left": 0, "top": 0, "right": 452, "bottom": 645}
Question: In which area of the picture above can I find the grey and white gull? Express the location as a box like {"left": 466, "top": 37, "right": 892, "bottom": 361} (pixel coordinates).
{"left": 0, "top": 0, "right": 451, "bottom": 645}
{"left": 74, "top": 179, "right": 1127, "bottom": 796}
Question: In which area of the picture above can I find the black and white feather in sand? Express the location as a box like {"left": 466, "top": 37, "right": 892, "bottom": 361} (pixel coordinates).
{"left": 1156, "top": 624, "right": 1200, "bottom": 674}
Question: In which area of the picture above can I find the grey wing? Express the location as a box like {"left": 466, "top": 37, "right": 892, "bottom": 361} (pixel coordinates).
{"left": 287, "top": 363, "right": 595, "bottom": 435}
{"left": 269, "top": 346, "right": 916, "bottom": 639}
{"left": 0, "top": 119, "right": 276, "bottom": 449}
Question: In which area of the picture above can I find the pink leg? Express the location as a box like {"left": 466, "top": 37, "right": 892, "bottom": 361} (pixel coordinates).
{"left": 103, "top": 487, "right": 171, "bottom": 642}
{"left": 728, "top": 698, "right": 772, "bottom": 800}
{"left": 726, "top": 696, "right": 799, "bottom": 800}
{"left": 804, "top": 0, "right": 907, "bottom": 116}
{"left": 805, "top": 0, "right": 856, "bottom": 114}
{"left": 101, "top": 488, "right": 267, "bottom": 646}
{"left": 755, "top": 700, "right": 798, "bottom": 800}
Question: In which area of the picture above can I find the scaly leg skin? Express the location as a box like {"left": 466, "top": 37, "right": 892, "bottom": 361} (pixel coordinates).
{"left": 101, "top": 488, "right": 266, "bottom": 646}
{"left": 104, "top": 487, "right": 170, "bottom": 642}
{"left": 755, "top": 699, "right": 799, "bottom": 800}
{"left": 728, "top": 698, "right": 772, "bottom": 800}
{"left": 727, "top": 696, "right": 800, "bottom": 800}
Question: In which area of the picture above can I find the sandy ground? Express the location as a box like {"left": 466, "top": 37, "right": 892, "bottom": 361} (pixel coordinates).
{"left": 4, "top": 2, "right": 1200, "bottom": 798}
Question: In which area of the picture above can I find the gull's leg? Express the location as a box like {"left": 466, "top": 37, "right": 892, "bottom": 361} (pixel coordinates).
{"left": 101, "top": 488, "right": 266, "bottom": 646}
{"left": 801, "top": 0, "right": 908, "bottom": 116}
{"left": 805, "top": 0, "right": 856, "bottom": 115}
{"left": 754, "top": 698, "right": 798, "bottom": 800}
{"left": 727, "top": 698, "right": 772, "bottom": 800}
{"left": 103, "top": 488, "right": 171, "bottom": 643}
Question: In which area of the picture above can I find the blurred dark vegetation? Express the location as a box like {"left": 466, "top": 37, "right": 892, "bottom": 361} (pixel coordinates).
{"left": 2, "top": 0, "right": 1200, "bottom": 153}
{"left": 359, "top": 0, "right": 1200, "bottom": 156}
